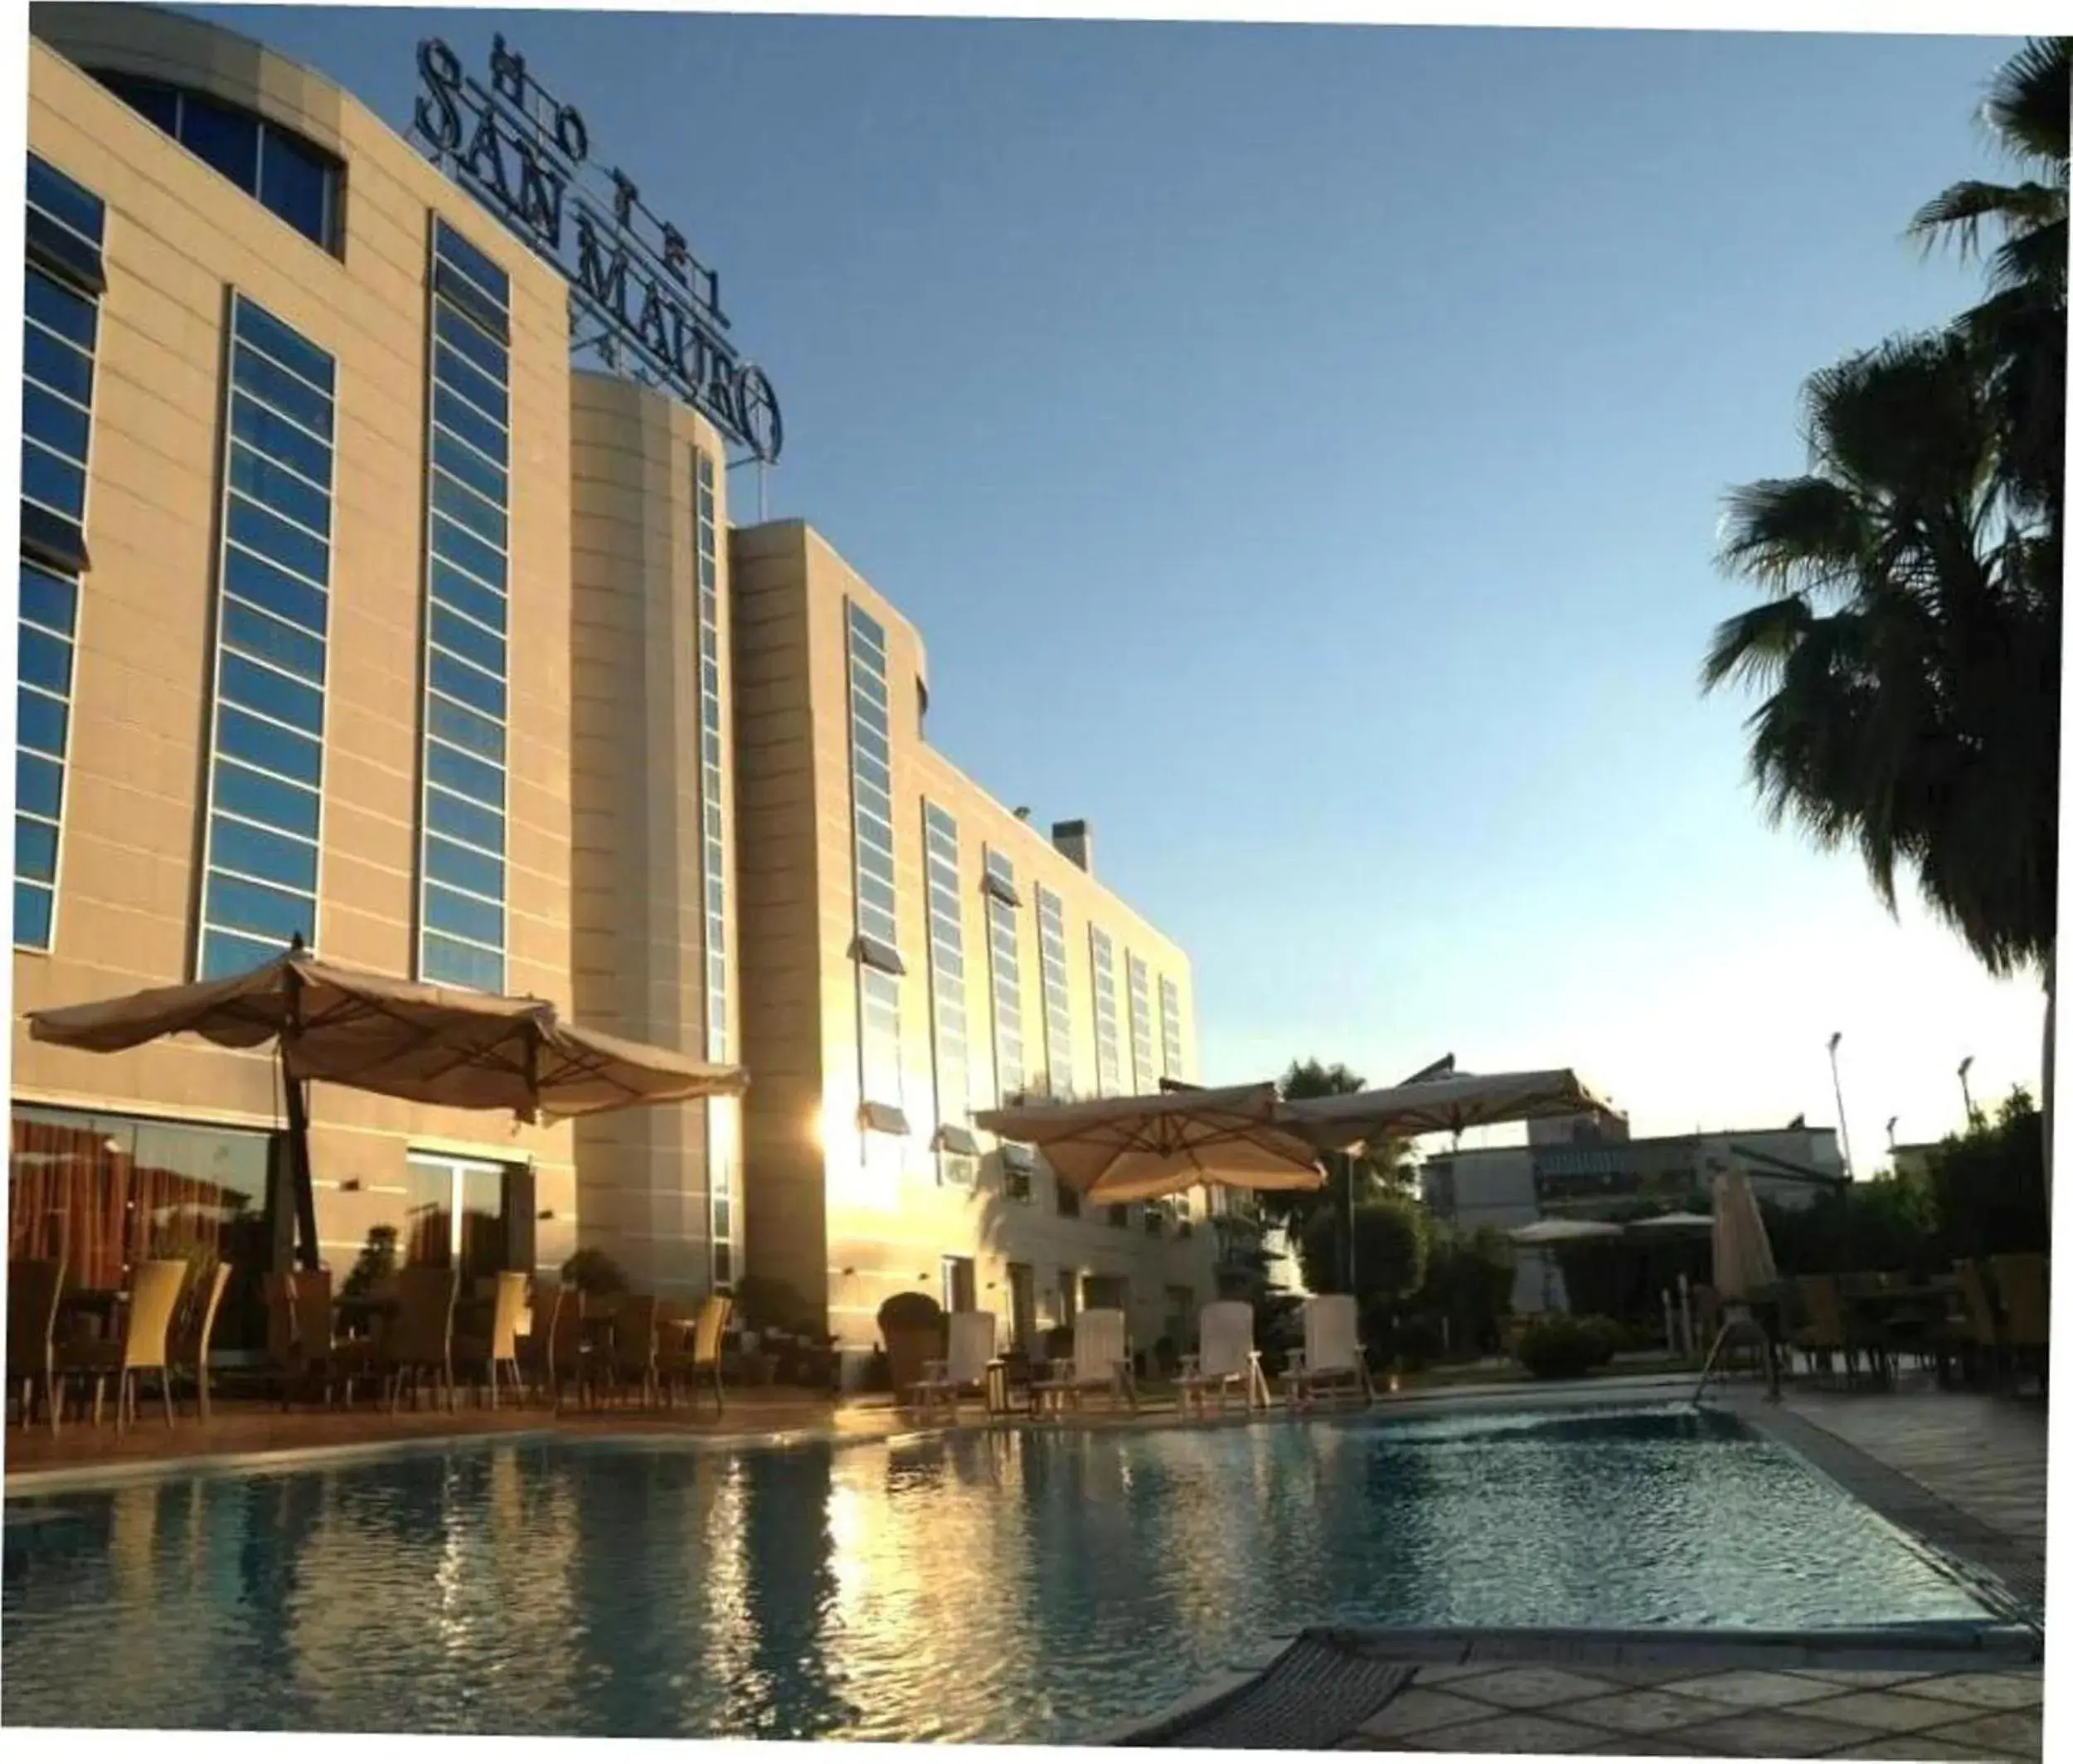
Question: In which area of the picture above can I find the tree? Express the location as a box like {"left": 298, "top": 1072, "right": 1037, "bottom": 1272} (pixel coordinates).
{"left": 1925, "top": 1086, "right": 2047, "bottom": 1262}
{"left": 1297, "top": 1195, "right": 1430, "bottom": 1307}
{"left": 1413, "top": 1222, "right": 1517, "bottom": 1357}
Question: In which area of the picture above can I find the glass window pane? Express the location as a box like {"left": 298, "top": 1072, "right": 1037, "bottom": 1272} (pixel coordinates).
{"left": 102, "top": 74, "right": 181, "bottom": 134}
{"left": 430, "top": 603, "right": 505, "bottom": 676}
{"left": 229, "top": 493, "right": 328, "bottom": 586}
{"left": 426, "top": 785, "right": 504, "bottom": 855}
{"left": 429, "top": 649, "right": 507, "bottom": 719}
{"left": 17, "top": 624, "right": 70, "bottom": 694}
{"left": 217, "top": 703, "right": 320, "bottom": 785}
{"left": 27, "top": 155, "right": 107, "bottom": 243}
{"left": 24, "top": 383, "right": 90, "bottom": 462}
{"left": 222, "top": 598, "right": 324, "bottom": 683}
{"left": 426, "top": 738, "right": 502, "bottom": 808}
{"left": 16, "top": 816, "right": 59, "bottom": 882}
{"left": 19, "top": 563, "right": 77, "bottom": 634}
{"left": 428, "top": 556, "right": 506, "bottom": 634}
{"left": 210, "top": 814, "right": 317, "bottom": 893}
{"left": 257, "top": 128, "right": 331, "bottom": 246}
{"left": 432, "top": 384, "right": 506, "bottom": 465}
{"left": 234, "top": 297, "right": 335, "bottom": 394}
{"left": 435, "top": 221, "right": 510, "bottom": 311}
{"left": 225, "top": 544, "right": 327, "bottom": 634}
{"left": 232, "top": 343, "right": 333, "bottom": 441}
{"left": 201, "top": 926, "right": 291, "bottom": 980}
{"left": 17, "top": 751, "right": 62, "bottom": 821}
{"left": 231, "top": 391, "right": 330, "bottom": 484}
{"left": 430, "top": 469, "right": 506, "bottom": 552}
{"left": 17, "top": 688, "right": 67, "bottom": 759}
{"left": 180, "top": 97, "right": 260, "bottom": 191}
{"left": 24, "top": 269, "right": 96, "bottom": 349}
{"left": 23, "top": 325, "right": 91, "bottom": 404}
{"left": 230, "top": 443, "right": 330, "bottom": 537}
{"left": 221, "top": 651, "right": 322, "bottom": 736}
{"left": 213, "top": 758, "right": 319, "bottom": 839}
{"left": 427, "top": 692, "right": 505, "bottom": 765}
{"left": 434, "top": 341, "right": 508, "bottom": 429}
{"left": 425, "top": 833, "right": 503, "bottom": 901}
{"left": 424, "top": 882, "right": 502, "bottom": 948}
{"left": 435, "top": 300, "right": 507, "bottom": 384}
{"left": 431, "top": 514, "right": 505, "bottom": 593}
{"left": 20, "top": 441, "right": 85, "bottom": 518}
{"left": 422, "top": 930, "right": 502, "bottom": 992}
{"left": 431, "top": 425, "right": 507, "bottom": 506}
{"left": 13, "top": 879, "right": 53, "bottom": 949}
{"left": 206, "top": 870, "right": 312, "bottom": 943}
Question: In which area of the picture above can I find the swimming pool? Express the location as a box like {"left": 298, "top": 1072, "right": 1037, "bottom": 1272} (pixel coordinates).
{"left": 2, "top": 1402, "right": 1995, "bottom": 1742}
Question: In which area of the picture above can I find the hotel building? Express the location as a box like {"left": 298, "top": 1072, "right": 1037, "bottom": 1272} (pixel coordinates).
{"left": 11, "top": 5, "right": 1221, "bottom": 1368}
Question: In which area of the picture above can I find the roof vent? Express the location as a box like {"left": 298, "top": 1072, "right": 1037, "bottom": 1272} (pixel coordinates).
{"left": 1051, "top": 819, "right": 1093, "bottom": 875}
{"left": 1013, "top": 806, "right": 1032, "bottom": 821}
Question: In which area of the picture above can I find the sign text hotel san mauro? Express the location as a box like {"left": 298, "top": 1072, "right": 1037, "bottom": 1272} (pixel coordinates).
{"left": 413, "top": 34, "right": 784, "bottom": 463}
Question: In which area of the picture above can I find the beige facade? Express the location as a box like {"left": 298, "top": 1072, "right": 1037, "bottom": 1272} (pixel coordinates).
{"left": 13, "top": 7, "right": 1219, "bottom": 1370}
{"left": 15, "top": 12, "right": 578, "bottom": 1317}
{"left": 731, "top": 522, "right": 1221, "bottom": 1373}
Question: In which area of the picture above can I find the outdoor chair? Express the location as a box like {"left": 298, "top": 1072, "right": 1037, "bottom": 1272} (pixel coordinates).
{"left": 1988, "top": 1254, "right": 2049, "bottom": 1393}
{"left": 908, "top": 1309, "right": 998, "bottom": 1420}
{"left": 452, "top": 1270, "right": 528, "bottom": 1408}
{"left": 381, "top": 1265, "right": 459, "bottom": 1412}
{"left": 518, "top": 1280, "right": 561, "bottom": 1402}
{"left": 271, "top": 1268, "right": 376, "bottom": 1408}
{"left": 171, "top": 1261, "right": 231, "bottom": 1421}
{"left": 1029, "top": 1307, "right": 1135, "bottom": 1416}
{"left": 1950, "top": 1260, "right": 2004, "bottom": 1387}
{"left": 1284, "top": 1294, "right": 1374, "bottom": 1409}
{"left": 7, "top": 1256, "right": 66, "bottom": 1434}
{"left": 606, "top": 1295, "right": 661, "bottom": 1408}
{"left": 1178, "top": 1300, "right": 1269, "bottom": 1417}
{"left": 659, "top": 1292, "right": 731, "bottom": 1417}
{"left": 544, "top": 1283, "right": 597, "bottom": 1411}
{"left": 1790, "top": 1276, "right": 1884, "bottom": 1388}
{"left": 56, "top": 1257, "right": 187, "bottom": 1435}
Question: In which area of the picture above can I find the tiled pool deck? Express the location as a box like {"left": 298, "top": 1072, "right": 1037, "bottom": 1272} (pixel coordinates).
{"left": 3, "top": 1370, "right": 2050, "bottom": 1756}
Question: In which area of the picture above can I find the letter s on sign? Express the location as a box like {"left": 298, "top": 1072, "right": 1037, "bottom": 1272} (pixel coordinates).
{"left": 414, "top": 39, "right": 464, "bottom": 154}
{"left": 735, "top": 364, "right": 784, "bottom": 465}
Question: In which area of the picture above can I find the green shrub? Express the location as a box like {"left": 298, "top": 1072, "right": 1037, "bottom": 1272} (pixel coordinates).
{"left": 1513, "top": 1313, "right": 1621, "bottom": 1381}
{"left": 561, "top": 1247, "right": 629, "bottom": 1297}
{"left": 876, "top": 1290, "right": 944, "bottom": 1335}
{"left": 1573, "top": 1314, "right": 1627, "bottom": 1365}
{"left": 734, "top": 1273, "right": 813, "bottom": 1333}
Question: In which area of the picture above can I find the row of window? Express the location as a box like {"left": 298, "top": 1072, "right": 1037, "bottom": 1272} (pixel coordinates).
{"left": 697, "top": 451, "right": 734, "bottom": 1286}
{"left": 847, "top": 601, "right": 905, "bottom": 1124}
{"left": 16, "top": 156, "right": 105, "bottom": 950}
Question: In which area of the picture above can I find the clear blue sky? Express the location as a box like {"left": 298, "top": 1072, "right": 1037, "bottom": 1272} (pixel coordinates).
{"left": 205, "top": 7, "right": 2045, "bottom": 1155}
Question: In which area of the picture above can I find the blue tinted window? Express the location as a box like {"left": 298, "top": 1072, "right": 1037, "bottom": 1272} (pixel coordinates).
{"left": 426, "top": 786, "right": 503, "bottom": 855}
{"left": 425, "top": 834, "right": 502, "bottom": 901}
{"left": 232, "top": 343, "right": 333, "bottom": 440}
{"left": 426, "top": 739, "right": 501, "bottom": 809}
{"left": 431, "top": 426, "right": 507, "bottom": 505}
{"left": 430, "top": 469, "right": 505, "bottom": 551}
{"left": 430, "top": 516, "right": 505, "bottom": 593}
{"left": 20, "top": 444, "right": 85, "bottom": 519}
{"left": 213, "top": 759, "right": 318, "bottom": 840}
{"left": 206, "top": 872, "right": 310, "bottom": 944}
{"left": 223, "top": 599, "right": 324, "bottom": 683}
{"left": 18, "top": 688, "right": 68, "bottom": 758}
{"left": 429, "top": 649, "right": 506, "bottom": 719}
{"left": 24, "top": 325, "right": 91, "bottom": 404}
{"left": 234, "top": 297, "right": 335, "bottom": 395}
{"left": 24, "top": 272, "right": 95, "bottom": 349}
{"left": 209, "top": 814, "right": 317, "bottom": 893}
{"left": 17, "top": 751, "right": 62, "bottom": 820}
{"left": 27, "top": 156, "right": 106, "bottom": 244}
{"left": 432, "top": 384, "right": 506, "bottom": 464}
{"left": 224, "top": 545, "right": 327, "bottom": 634}
{"left": 424, "top": 882, "right": 502, "bottom": 948}
{"left": 217, "top": 703, "right": 320, "bottom": 785}
{"left": 433, "top": 341, "right": 507, "bottom": 428}
{"left": 428, "top": 693, "right": 505, "bottom": 765}
{"left": 19, "top": 564, "right": 77, "bottom": 634}
{"left": 429, "top": 558, "right": 506, "bottom": 634}
{"left": 430, "top": 603, "right": 506, "bottom": 676}
{"left": 258, "top": 131, "right": 330, "bottom": 251}
{"left": 180, "top": 96, "right": 260, "bottom": 190}
{"left": 17, "top": 625, "right": 70, "bottom": 694}
{"left": 16, "top": 816, "right": 58, "bottom": 882}
{"left": 435, "top": 301, "right": 507, "bottom": 383}
{"left": 221, "top": 652, "right": 322, "bottom": 735}
{"left": 100, "top": 74, "right": 180, "bottom": 134}
{"left": 229, "top": 494, "right": 328, "bottom": 584}
{"left": 201, "top": 926, "right": 294, "bottom": 980}
{"left": 421, "top": 931, "right": 502, "bottom": 992}
{"left": 230, "top": 443, "right": 329, "bottom": 537}
{"left": 25, "top": 384, "right": 91, "bottom": 461}
{"left": 14, "top": 880, "right": 54, "bottom": 949}
{"left": 231, "top": 392, "right": 329, "bottom": 483}
{"left": 435, "top": 221, "right": 510, "bottom": 311}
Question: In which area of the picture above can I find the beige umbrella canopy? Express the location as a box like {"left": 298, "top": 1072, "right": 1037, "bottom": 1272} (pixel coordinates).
{"left": 973, "top": 1081, "right": 1323, "bottom": 1205}
{"left": 27, "top": 945, "right": 748, "bottom": 1266}
{"left": 1507, "top": 1217, "right": 1624, "bottom": 1246}
{"left": 1711, "top": 1168, "right": 1779, "bottom": 1302}
{"left": 1278, "top": 1067, "right": 1614, "bottom": 1153}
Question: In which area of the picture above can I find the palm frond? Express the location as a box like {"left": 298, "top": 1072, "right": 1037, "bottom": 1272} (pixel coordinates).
{"left": 1980, "top": 36, "right": 2071, "bottom": 170}
{"left": 1907, "top": 178, "right": 2065, "bottom": 260}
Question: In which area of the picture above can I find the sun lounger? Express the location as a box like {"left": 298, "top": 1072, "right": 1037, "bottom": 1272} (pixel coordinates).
{"left": 1283, "top": 1295, "right": 1373, "bottom": 1409}
{"left": 1177, "top": 1300, "right": 1268, "bottom": 1417}
{"left": 1029, "top": 1306, "right": 1136, "bottom": 1416}
{"left": 908, "top": 1309, "right": 998, "bottom": 1418}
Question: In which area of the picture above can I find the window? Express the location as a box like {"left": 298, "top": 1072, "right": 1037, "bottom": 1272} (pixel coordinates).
{"left": 923, "top": 800, "right": 973, "bottom": 1182}
{"left": 1090, "top": 926, "right": 1122, "bottom": 1096}
{"left": 9, "top": 1105, "right": 279, "bottom": 1353}
{"left": 1160, "top": 974, "right": 1186, "bottom": 1084}
{"left": 95, "top": 73, "right": 340, "bottom": 253}
{"left": 984, "top": 848, "right": 1024, "bottom": 1104}
{"left": 1127, "top": 952, "right": 1156, "bottom": 1093}
{"left": 17, "top": 158, "right": 105, "bottom": 951}
{"left": 419, "top": 220, "right": 511, "bottom": 993}
{"left": 695, "top": 450, "right": 734, "bottom": 1285}
{"left": 1035, "top": 883, "right": 1073, "bottom": 1099}
{"left": 1056, "top": 1178, "right": 1081, "bottom": 1219}
{"left": 403, "top": 1151, "right": 519, "bottom": 1284}
{"left": 1000, "top": 1142, "right": 1035, "bottom": 1204}
{"left": 847, "top": 600, "right": 903, "bottom": 1122}
{"left": 1006, "top": 1262, "right": 1036, "bottom": 1353}
{"left": 940, "top": 1254, "right": 976, "bottom": 1314}
{"left": 1107, "top": 1202, "right": 1130, "bottom": 1230}
{"left": 200, "top": 294, "right": 334, "bottom": 980}
{"left": 1057, "top": 1271, "right": 1080, "bottom": 1326}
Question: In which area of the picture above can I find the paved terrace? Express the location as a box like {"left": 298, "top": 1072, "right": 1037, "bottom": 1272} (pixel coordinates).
{"left": 3, "top": 1373, "right": 2049, "bottom": 1759}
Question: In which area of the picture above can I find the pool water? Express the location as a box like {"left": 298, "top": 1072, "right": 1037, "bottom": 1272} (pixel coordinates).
{"left": 2, "top": 1403, "right": 1992, "bottom": 1742}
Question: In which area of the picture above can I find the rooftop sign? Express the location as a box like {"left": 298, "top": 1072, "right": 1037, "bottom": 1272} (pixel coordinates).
{"left": 412, "top": 34, "right": 783, "bottom": 463}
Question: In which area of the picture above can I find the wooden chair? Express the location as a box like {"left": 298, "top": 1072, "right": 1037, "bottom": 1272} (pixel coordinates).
{"left": 454, "top": 1271, "right": 529, "bottom": 1408}
{"left": 517, "top": 1280, "right": 560, "bottom": 1403}
{"left": 545, "top": 1284, "right": 595, "bottom": 1412}
{"left": 1791, "top": 1276, "right": 1881, "bottom": 1387}
{"left": 1951, "top": 1259, "right": 2005, "bottom": 1387}
{"left": 7, "top": 1256, "right": 66, "bottom": 1434}
{"left": 1988, "top": 1254, "right": 2049, "bottom": 1392}
{"left": 58, "top": 1259, "right": 188, "bottom": 1434}
{"left": 172, "top": 1262, "right": 231, "bottom": 1421}
{"left": 381, "top": 1266, "right": 459, "bottom": 1412}
{"left": 606, "top": 1295, "right": 660, "bottom": 1408}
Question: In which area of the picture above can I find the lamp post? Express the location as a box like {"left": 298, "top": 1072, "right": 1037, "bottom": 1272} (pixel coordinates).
{"left": 1886, "top": 1115, "right": 1898, "bottom": 1154}
{"left": 1958, "top": 1056, "right": 1976, "bottom": 1127}
{"left": 1827, "top": 1032, "right": 1855, "bottom": 1181}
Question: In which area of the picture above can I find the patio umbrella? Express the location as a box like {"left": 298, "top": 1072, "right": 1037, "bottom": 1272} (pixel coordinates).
{"left": 1277, "top": 1067, "right": 1615, "bottom": 1154}
{"left": 972, "top": 1081, "right": 1323, "bottom": 1205}
{"left": 1624, "top": 1211, "right": 1715, "bottom": 1235}
{"left": 27, "top": 942, "right": 749, "bottom": 1268}
{"left": 1507, "top": 1217, "right": 1624, "bottom": 1246}
{"left": 1710, "top": 1168, "right": 1779, "bottom": 1302}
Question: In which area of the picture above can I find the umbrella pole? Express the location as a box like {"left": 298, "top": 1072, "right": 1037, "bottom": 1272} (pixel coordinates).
{"left": 281, "top": 1046, "right": 321, "bottom": 1272}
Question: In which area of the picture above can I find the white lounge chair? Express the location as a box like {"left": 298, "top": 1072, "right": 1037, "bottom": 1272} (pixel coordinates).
{"left": 1283, "top": 1294, "right": 1374, "bottom": 1409}
{"left": 1030, "top": 1307, "right": 1136, "bottom": 1416}
{"left": 1178, "top": 1300, "right": 1269, "bottom": 1417}
{"left": 909, "top": 1310, "right": 998, "bottom": 1419}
